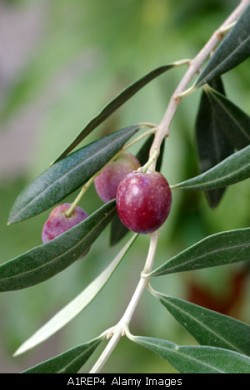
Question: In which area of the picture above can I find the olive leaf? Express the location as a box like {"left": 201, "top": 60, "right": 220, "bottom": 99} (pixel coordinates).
{"left": 8, "top": 125, "right": 139, "bottom": 224}
{"left": 173, "top": 144, "right": 250, "bottom": 191}
{"left": 0, "top": 201, "right": 115, "bottom": 291}
{"left": 151, "top": 228, "right": 250, "bottom": 276}
{"left": 196, "top": 6, "right": 250, "bottom": 86}
{"left": 130, "top": 335, "right": 250, "bottom": 373}
{"left": 54, "top": 63, "right": 179, "bottom": 162}
{"left": 24, "top": 338, "right": 101, "bottom": 373}
{"left": 205, "top": 86, "right": 250, "bottom": 150}
{"left": 155, "top": 294, "right": 250, "bottom": 356}
{"left": 195, "top": 77, "right": 234, "bottom": 207}
{"left": 110, "top": 212, "right": 129, "bottom": 246}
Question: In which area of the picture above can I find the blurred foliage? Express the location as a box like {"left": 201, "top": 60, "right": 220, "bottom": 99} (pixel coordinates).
{"left": 0, "top": 0, "right": 249, "bottom": 372}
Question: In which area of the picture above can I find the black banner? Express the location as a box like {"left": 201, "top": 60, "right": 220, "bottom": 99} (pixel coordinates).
{"left": 0, "top": 373, "right": 249, "bottom": 389}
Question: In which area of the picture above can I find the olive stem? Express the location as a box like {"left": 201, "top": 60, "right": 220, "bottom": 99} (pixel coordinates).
{"left": 65, "top": 177, "right": 94, "bottom": 217}
{"left": 123, "top": 127, "right": 156, "bottom": 151}
{"left": 140, "top": 149, "right": 159, "bottom": 173}
{"left": 89, "top": 231, "right": 159, "bottom": 373}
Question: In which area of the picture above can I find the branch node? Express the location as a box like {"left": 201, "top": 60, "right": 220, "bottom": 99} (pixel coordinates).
{"left": 140, "top": 270, "right": 150, "bottom": 279}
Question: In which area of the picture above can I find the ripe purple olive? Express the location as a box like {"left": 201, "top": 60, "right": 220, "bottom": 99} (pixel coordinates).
{"left": 94, "top": 152, "right": 141, "bottom": 202}
{"left": 116, "top": 171, "right": 172, "bottom": 234}
{"left": 42, "top": 203, "right": 88, "bottom": 243}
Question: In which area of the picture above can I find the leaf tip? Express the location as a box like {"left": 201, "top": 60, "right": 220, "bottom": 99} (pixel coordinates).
{"left": 7, "top": 215, "right": 15, "bottom": 225}
{"left": 13, "top": 346, "right": 24, "bottom": 357}
{"left": 7, "top": 212, "right": 20, "bottom": 225}
{"left": 13, "top": 338, "right": 37, "bottom": 357}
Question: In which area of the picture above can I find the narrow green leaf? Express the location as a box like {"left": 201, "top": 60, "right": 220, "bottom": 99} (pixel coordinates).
{"left": 110, "top": 212, "right": 129, "bottom": 246}
{"left": 196, "top": 6, "right": 250, "bottom": 86}
{"left": 0, "top": 201, "right": 115, "bottom": 291}
{"left": 136, "top": 134, "right": 154, "bottom": 166}
{"left": 208, "top": 75, "right": 226, "bottom": 95}
{"left": 173, "top": 144, "right": 250, "bottom": 190}
{"left": 151, "top": 228, "right": 250, "bottom": 276}
{"left": 54, "top": 63, "right": 177, "bottom": 162}
{"left": 156, "top": 138, "right": 166, "bottom": 173}
{"left": 156, "top": 294, "right": 250, "bottom": 356}
{"left": 195, "top": 77, "right": 234, "bottom": 207}
{"left": 24, "top": 338, "right": 101, "bottom": 373}
{"left": 206, "top": 86, "right": 250, "bottom": 149}
{"left": 14, "top": 233, "right": 137, "bottom": 356}
{"left": 8, "top": 126, "right": 139, "bottom": 224}
{"left": 131, "top": 336, "right": 250, "bottom": 373}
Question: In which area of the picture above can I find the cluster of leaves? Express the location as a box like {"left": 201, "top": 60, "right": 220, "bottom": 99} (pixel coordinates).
{"left": 0, "top": 6, "right": 250, "bottom": 373}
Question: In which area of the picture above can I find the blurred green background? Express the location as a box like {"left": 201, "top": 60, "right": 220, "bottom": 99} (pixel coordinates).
{"left": 0, "top": 0, "right": 249, "bottom": 373}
